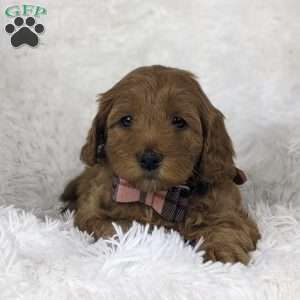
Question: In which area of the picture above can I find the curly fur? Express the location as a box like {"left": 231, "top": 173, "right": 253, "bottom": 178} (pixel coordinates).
{"left": 61, "top": 65, "right": 260, "bottom": 264}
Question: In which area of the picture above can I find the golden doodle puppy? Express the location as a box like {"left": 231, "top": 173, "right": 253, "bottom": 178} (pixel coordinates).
{"left": 61, "top": 65, "right": 260, "bottom": 264}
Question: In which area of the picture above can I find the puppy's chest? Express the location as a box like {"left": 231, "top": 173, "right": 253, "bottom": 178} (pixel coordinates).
{"left": 108, "top": 197, "right": 164, "bottom": 225}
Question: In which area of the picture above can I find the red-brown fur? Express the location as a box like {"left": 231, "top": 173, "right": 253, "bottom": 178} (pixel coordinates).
{"left": 61, "top": 65, "right": 260, "bottom": 264}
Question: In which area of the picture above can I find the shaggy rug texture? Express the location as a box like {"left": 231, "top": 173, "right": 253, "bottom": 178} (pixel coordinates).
{"left": 1, "top": 0, "right": 300, "bottom": 299}
{"left": 0, "top": 203, "right": 300, "bottom": 299}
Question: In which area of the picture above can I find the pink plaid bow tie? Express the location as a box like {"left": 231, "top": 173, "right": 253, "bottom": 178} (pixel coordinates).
{"left": 111, "top": 177, "right": 191, "bottom": 222}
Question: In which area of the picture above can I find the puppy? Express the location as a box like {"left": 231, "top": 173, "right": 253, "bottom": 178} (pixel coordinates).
{"left": 61, "top": 65, "right": 260, "bottom": 264}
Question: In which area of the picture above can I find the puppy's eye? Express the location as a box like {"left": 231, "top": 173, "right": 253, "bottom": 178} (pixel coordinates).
{"left": 119, "top": 115, "right": 133, "bottom": 128}
{"left": 172, "top": 116, "right": 187, "bottom": 129}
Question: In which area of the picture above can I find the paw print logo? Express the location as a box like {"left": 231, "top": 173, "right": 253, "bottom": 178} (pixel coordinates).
{"left": 5, "top": 17, "right": 44, "bottom": 47}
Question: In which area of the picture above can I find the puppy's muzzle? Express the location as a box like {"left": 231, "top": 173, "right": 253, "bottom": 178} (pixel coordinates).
{"left": 137, "top": 150, "right": 163, "bottom": 171}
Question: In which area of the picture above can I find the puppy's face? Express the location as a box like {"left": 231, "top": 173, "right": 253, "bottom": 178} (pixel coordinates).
{"left": 105, "top": 79, "right": 203, "bottom": 191}
{"left": 81, "top": 66, "right": 235, "bottom": 192}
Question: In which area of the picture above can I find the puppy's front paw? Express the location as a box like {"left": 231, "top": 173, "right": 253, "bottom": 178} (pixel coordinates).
{"left": 86, "top": 217, "right": 131, "bottom": 240}
{"left": 82, "top": 216, "right": 114, "bottom": 239}
{"left": 203, "top": 242, "right": 250, "bottom": 264}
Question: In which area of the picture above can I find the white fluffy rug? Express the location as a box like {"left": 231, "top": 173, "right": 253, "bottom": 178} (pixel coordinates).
{"left": 0, "top": 202, "right": 300, "bottom": 300}
{"left": 1, "top": 0, "right": 300, "bottom": 299}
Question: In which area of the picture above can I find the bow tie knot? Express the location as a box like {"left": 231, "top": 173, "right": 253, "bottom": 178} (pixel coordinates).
{"left": 112, "top": 177, "right": 191, "bottom": 222}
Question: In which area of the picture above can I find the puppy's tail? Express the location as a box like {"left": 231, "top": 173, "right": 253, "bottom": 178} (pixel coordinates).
{"left": 60, "top": 175, "right": 81, "bottom": 214}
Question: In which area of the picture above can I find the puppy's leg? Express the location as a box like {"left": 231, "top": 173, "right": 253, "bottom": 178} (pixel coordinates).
{"left": 188, "top": 210, "right": 260, "bottom": 264}
{"left": 60, "top": 167, "right": 99, "bottom": 213}
{"left": 60, "top": 175, "right": 81, "bottom": 213}
{"left": 65, "top": 166, "right": 132, "bottom": 239}
{"left": 75, "top": 209, "right": 131, "bottom": 239}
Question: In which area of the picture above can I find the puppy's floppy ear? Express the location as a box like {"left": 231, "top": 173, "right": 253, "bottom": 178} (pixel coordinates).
{"left": 80, "top": 93, "right": 113, "bottom": 166}
{"left": 196, "top": 99, "right": 236, "bottom": 184}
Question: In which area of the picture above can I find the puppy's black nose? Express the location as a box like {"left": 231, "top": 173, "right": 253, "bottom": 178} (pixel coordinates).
{"left": 137, "top": 150, "right": 163, "bottom": 171}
